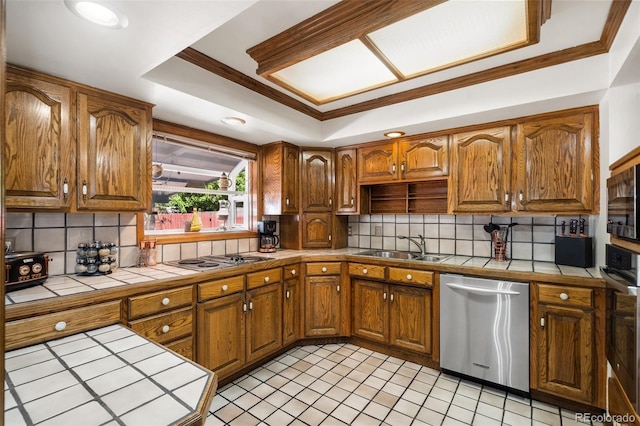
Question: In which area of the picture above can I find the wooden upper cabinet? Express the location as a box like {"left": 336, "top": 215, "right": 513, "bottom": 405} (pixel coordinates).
{"left": 262, "top": 142, "right": 299, "bottom": 215}
{"left": 358, "top": 141, "right": 398, "bottom": 184}
{"left": 4, "top": 68, "right": 74, "bottom": 209}
{"left": 76, "top": 91, "right": 152, "bottom": 211}
{"left": 302, "top": 149, "right": 333, "bottom": 211}
{"left": 399, "top": 135, "right": 449, "bottom": 180}
{"left": 515, "top": 109, "right": 596, "bottom": 213}
{"left": 301, "top": 212, "right": 333, "bottom": 248}
{"left": 449, "top": 126, "right": 512, "bottom": 213}
{"left": 335, "top": 148, "right": 358, "bottom": 214}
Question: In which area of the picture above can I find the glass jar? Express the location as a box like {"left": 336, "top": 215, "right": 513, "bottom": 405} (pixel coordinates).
{"left": 76, "top": 243, "right": 88, "bottom": 257}
{"left": 98, "top": 245, "right": 111, "bottom": 257}
{"left": 87, "top": 244, "right": 98, "bottom": 258}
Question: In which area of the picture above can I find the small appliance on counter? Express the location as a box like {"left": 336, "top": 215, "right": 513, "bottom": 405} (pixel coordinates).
{"left": 554, "top": 218, "right": 593, "bottom": 268}
{"left": 5, "top": 251, "right": 49, "bottom": 292}
{"left": 258, "top": 220, "right": 279, "bottom": 253}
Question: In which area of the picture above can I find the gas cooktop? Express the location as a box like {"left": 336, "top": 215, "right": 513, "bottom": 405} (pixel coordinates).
{"left": 165, "top": 254, "right": 272, "bottom": 271}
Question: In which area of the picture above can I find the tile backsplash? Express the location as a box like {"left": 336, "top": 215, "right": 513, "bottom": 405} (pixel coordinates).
{"left": 347, "top": 214, "right": 594, "bottom": 262}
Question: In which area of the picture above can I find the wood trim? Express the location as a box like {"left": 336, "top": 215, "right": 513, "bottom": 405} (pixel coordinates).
{"left": 177, "top": 1, "right": 627, "bottom": 121}
{"left": 174, "top": 48, "right": 322, "bottom": 121}
{"left": 610, "top": 145, "right": 640, "bottom": 172}
{"left": 148, "top": 230, "right": 258, "bottom": 246}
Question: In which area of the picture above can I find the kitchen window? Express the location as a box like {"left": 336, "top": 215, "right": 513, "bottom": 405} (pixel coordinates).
{"left": 142, "top": 122, "right": 259, "bottom": 243}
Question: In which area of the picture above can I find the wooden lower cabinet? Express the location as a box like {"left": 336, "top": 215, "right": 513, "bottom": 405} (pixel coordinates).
{"left": 283, "top": 264, "right": 301, "bottom": 345}
{"left": 352, "top": 279, "right": 432, "bottom": 355}
{"left": 197, "top": 292, "right": 246, "bottom": 378}
{"left": 246, "top": 282, "right": 283, "bottom": 363}
{"left": 531, "top": 282, "right": 604, "bottom": 407}
{"left": 304, "top": 263, "right": 345, "bottom": 337}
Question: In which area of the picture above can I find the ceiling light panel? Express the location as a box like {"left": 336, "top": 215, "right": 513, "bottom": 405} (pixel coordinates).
{"left": 271, "top": 40, "right": 398, "bottom": 104}
{"left": 368, "top": 0, "right": 528, "bottom": 77}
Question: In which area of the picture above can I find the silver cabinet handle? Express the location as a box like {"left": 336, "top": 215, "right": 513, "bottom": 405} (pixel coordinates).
{"left": 243, "top": 302, "right": 247, "bottom": 312}
{"left": 446, "top": 283, "right": 520, "bottom": 295}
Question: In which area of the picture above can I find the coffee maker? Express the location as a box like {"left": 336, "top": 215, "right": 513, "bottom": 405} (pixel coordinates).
{"left": 258, "top": 220, "right": 279, "bottom": 253}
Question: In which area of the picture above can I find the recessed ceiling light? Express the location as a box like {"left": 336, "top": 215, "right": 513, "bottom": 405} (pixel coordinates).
{"left": 384, "top": 131, "right": 405, "bottom": 138}
{"left": 221, "top": 117, "right": 246, "bottom": 126}
{"left": 65, "top": 1, "right": 129, "bottom": 29}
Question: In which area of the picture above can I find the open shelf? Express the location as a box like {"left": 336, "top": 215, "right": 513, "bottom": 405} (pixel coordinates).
{"left": 366, "top": 180, "right": 448, "bottom": 214}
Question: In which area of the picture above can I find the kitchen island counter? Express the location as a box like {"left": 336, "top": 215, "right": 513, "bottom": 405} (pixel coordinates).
{"left": 4, "top": 324, "right": 217, "bottom": 426}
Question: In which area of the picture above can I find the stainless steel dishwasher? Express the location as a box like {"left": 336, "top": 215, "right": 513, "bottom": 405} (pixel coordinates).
{"left": 440, "top": 273, "right": 529, "bottom": 392}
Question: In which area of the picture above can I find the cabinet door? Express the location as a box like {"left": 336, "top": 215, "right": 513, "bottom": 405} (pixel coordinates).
{"left": 533, "top": 303, "right": 594, "bottom": 403}
{"left": 302, "top": 212, "right": 332, "bottom": 248}
{"left": 357, "top": 142, "right": 398, "bottom": 184}
{"left": 197, "top": 293, "right": 246, "bottom": 378}
{"left": 449, "top": 126, "right": 512, "bottom": 213}
{"left": 352, "top": 279, "right": 387, "bottom": 343}
{"left": 335, "top": 148, "right": 358, "bottom": 214}
{"left": 305, "top": 275, "right": 341, "bottom": 337}
{"left": 247, "top": 283, "right": 283, "bottom": 363}
{"left": 399, "top": 136, "right": 448, "bottom": 180}
{"left": 5, "top": 71, "right": 74, "bottom": 209}
{"left": 283, "top": 270, "right": 300, "bottom": 346}
{"left": 302, "top": 150, "right": 333, "bottom": 211}
{"left": 76, "top": 91, "right": 151, "bottom": 211}
{"left": 390, "top": 285, "right": 432, "bottom": 354}
{"left": 262, "top": 142, "right": 299, "bottom": 214}
{"left": 515, "top": 111, "right": 595, "bottom": 213}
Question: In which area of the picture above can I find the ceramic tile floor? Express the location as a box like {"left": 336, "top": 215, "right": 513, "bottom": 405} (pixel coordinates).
{"left": 205, "top": 344, "right": 605, "bottom": 426}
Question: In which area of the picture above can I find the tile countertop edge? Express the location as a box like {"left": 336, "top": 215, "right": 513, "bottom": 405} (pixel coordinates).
{"left": 5, "top": 249, "right": 605, "bottom": 320}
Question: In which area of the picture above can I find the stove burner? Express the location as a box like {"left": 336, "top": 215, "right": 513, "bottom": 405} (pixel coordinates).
{"left": 225, "top": 255, "right": 244, "bottom": 263}
{"left": 178, "top": 259, "right": 205, "bottom": 265}
{"left": 198, "top": 262, "right": 219, "bottom": 268}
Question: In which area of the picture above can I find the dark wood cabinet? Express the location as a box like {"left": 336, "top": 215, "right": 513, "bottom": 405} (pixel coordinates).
{"left": 246, "top": 282, "right": 282, "bottom": 363}
{"left": 335, "top": 148, "right": 358, "bottom": 214}
{"left": 399, "top": 135, "right": 449, "bottom": 180}
{"left": 304, "top": 262, "right": 344, "bottom": 337}
{"left": 449, "top": 126, "right": 512, "bottom": 213}
{"left": 5, "top": 67, "right": 74, "bottom": 209}
{"left": 357, "top": 141, "right": 397, "bottom": 184}
{"left": 301, "top": 150, "right": 333, "bottom": 211}
{"left": 261, "top": 141, "right": 299, "bottom": 215}
{"left": 301, "top": 212, "right": 333, "bottom": 249}
{"left": 76, "top": 90, "right": 152, "bottom": 211}
{"left": 283, "top": 264, "right": 301, "bottom": 346}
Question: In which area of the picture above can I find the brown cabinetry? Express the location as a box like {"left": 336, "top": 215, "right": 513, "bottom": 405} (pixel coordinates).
{"left": 4, "top": 66, "right": 152, "bottom": 212}
{"left": 358, "top": 141, "right": 397, "bottom": 184}
{"left": 301, "top": 150, "right": 333, "bottom": 211}
{"left": 283, "top": 264, "right": 301, "bottom": 345}
{"left": 4, "top": 67, "right": 74, "bottom": 209}
{"left": 304, "top": 262, "right": 346, "bottom": 337}
{"left": 261, "top": 141, "right": 299, "bottom": 215}
{"left": 76, "top": 90, "right": 152, "bottom": 211}
{"left": 531, "top": 282, "right": 605, "bottom": 407}
{"left": 335, "top": 148, "right": 358, "bottom": 214}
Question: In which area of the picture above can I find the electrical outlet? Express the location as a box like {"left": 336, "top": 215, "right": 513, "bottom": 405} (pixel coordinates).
{"left": 374, "top": 225, "right": 382, "bottom": 237}
{"left": 347, "top": 226, "right": 352, "bottom": 236}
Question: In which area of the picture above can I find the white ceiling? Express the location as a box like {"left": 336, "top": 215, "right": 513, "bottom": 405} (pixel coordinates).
{"left": 6, "top": 0, "right": 640, "bottom": 148}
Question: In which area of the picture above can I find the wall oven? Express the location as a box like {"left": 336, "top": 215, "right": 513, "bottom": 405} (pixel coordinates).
{"left": 601, "top": 243, "right": 639, "bottom": 414}
{"left": 607, "top": 164, "right": 639, "bottom": 241}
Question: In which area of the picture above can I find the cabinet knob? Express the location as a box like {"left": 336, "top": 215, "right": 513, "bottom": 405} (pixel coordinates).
{"left": 162, "top": 325, "right": 170, "bottom": 334}
{"left": 55, "top": 321, "right": 67, "bottom": 332}
{"left": 63, "top": 178, "right": 69, "bottom": 200}
{"left": 559, "top": 292, "right": 569, "bottom": 301}
{"left": 406, "top": 274, "right": 413, "bottom": 280}
{"left": 337, "top": 285, "right": 341, "bottom": 293}
{"left": 329, "top": 197, "right": 333, "bottom": 206}
{"left": 322, "top": 267, "right": 327, "bottom": 273}
{"left": 351, "top": 197, "right": 355, "bottom": 207}
{"left": 286, "top": 290, "right": 290, "bottom": 299}
{"left": 383, "top": 292, "right": 387, "bottom": 300}
{"left": 249, "top": 301, "right": 253, "bottom": 310}
{"left": 161, "top": 297, "right": 170, "bottom": 306}
{"left": 264, "top": 276, "right": 270, "bottom": 283}
{"left": 82, "top": 180, "right": 87, "bottom": 200}
{"left": 363, "top": 268, "right": 368, "bottom": 274}
{"left": 222, "top": 284, "right": 228, "bottom": 291}
{"left": 291, "top": 269, "right": 296, "bottom": 275}
{"left": 390, "top": 294, "right": 394, "bottom": 302}
{"left": 286, "top": 198, "right": 290, "bottom": 206}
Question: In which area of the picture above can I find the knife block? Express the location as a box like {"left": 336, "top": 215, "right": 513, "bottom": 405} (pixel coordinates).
{"left": 554, "top": 236, "right": 593, "bottom": 268}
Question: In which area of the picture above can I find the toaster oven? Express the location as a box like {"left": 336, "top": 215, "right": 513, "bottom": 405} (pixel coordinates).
{"left": 5, "top": 251, "right": 49, "bottom": 292}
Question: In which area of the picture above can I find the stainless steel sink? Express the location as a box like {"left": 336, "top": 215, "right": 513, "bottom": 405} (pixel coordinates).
{"left": 356, "top": 250, "right": 451, "bottom": 262}
{"left": 355, "top": 250, "right": 420, "bottom": 260}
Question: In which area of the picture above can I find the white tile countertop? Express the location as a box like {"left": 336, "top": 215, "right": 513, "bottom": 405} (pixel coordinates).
{"left": 5, "top": 249, "right": 603, "bottom": 307}
{"left": 4, "top": 324, "right": 217, "bottom": 426}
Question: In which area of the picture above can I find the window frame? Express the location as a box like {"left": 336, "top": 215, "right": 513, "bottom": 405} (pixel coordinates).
{"left": 139, "top": 119, "right": 260, "bottom": 245}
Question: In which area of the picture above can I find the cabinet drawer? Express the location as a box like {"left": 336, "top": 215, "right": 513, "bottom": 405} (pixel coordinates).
{"left": 5, "top": 301, "right": 121, "bottom": 351}
{"left": 284, "top": 264, "right": 301, "bottom": 279}
{"left": 348, "top": 263, "right": 386, "bottom": 280}
{"left": 247, "top": 267, "right": 282, "bottom": 289}
{"left": 306, "top": 262, "right": 341, "bottom": 276}
{"left": 198, "top": 275, "right": 244, "bottom": 302}
{"left": 164, "top": 335, "right": 193, "bottom": 360}
{"left": 538, "top": 284, "right": 592, "bottom": 308}
{"left": 127, "top": 286, "right": 192, "bottom": 320}
{"left": 128, "top": 307, "right": 192, "bottom": 344}
{"left": 388, "top": 268, "right": 433, "bottom": 286}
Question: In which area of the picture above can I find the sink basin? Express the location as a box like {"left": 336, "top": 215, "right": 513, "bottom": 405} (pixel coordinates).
{"left": 416, "top": 254, "right": 451, "bottom": 262}
{"left": 356, "top": 250, "right": 419, "bottom": 260}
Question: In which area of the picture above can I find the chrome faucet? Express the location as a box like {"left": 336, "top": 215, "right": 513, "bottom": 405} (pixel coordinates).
{"left": 397, "top": 235, "right": 426, "bottom": 256}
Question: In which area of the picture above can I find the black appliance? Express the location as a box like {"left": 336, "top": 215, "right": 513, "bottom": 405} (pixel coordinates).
{"left": 258, "top": 220, "right": 279, "bottom": 253}
{"left": 601, "top": 243, "right": 639, "bottom": 413}
{"left": 5, "top": 251, "right": 49, "bottom": 292}
{"left": 607, "top": 164, "right": 640, "bottom": 241}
